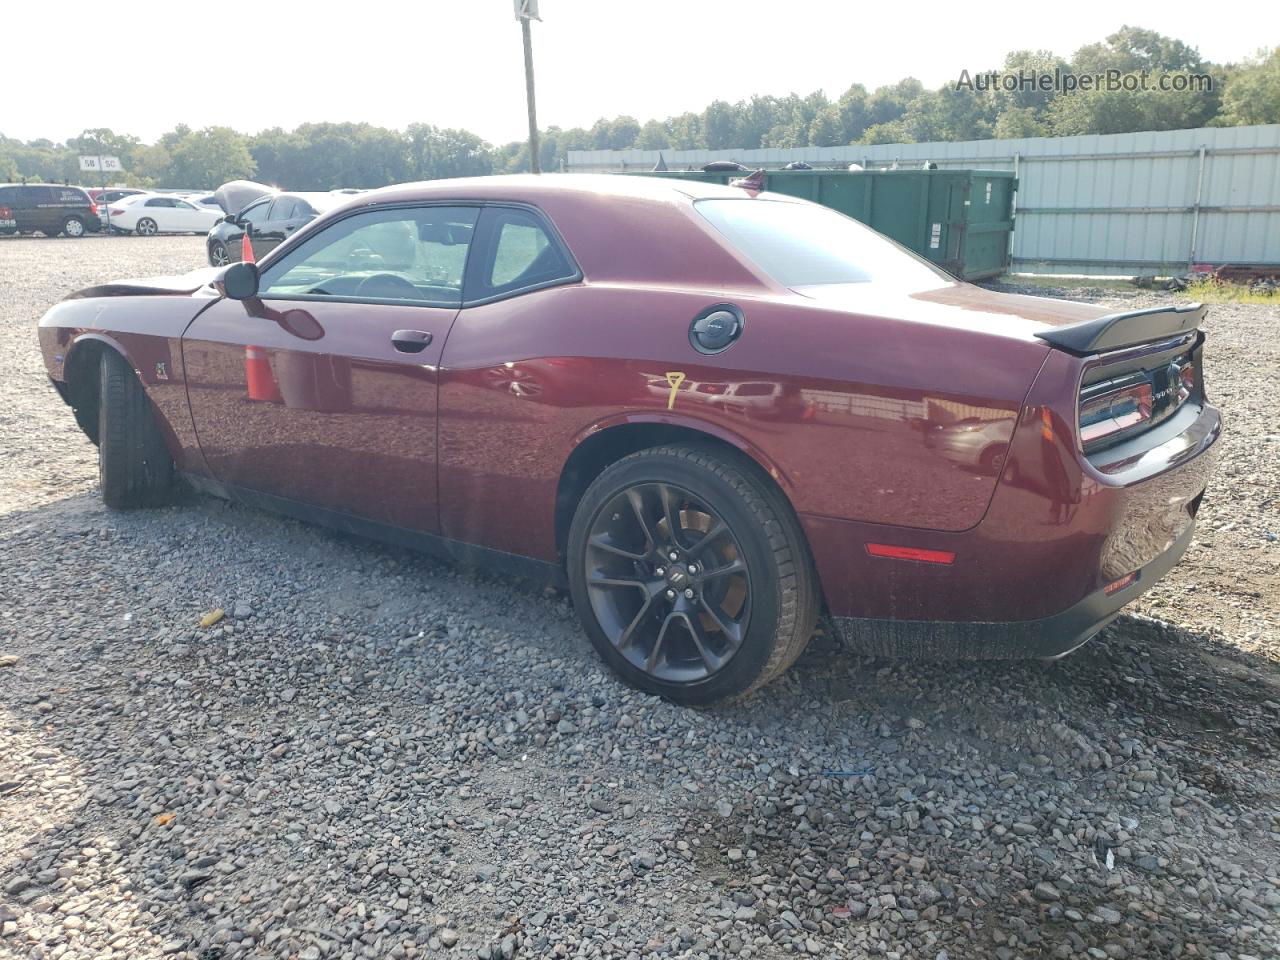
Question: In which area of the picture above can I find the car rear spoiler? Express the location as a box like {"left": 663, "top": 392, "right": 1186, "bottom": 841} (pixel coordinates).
{"left": 1035, "top": 303, "right": 1205, "bottom": 354}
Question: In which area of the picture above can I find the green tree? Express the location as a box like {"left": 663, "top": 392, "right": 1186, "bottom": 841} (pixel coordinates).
{"left": 702, "top": 100, "right": 738, "bottom": 150}
{"left": 589, "top": 116, "right": 641, "bottom": 150}
{"left": 666, "top": 113, "right": 703, "bottom": 150}
{"left": 634, "top": 119, "right": 670, "bottom": 150}
{"left": 834, "top": 84, "right": 872, "bottom": 143}
{"left": 998, "top": 49, "right": 1071, "bottom": 115}
{"left": 807, "top": 105, "right": 843, "bottom": 147}
{"left": 405, "top": 124, "right": 493, "bottom": 180}
{"left": 1073, "top": 26, "right": 1206, "bottom": 76}
{"left": 1216, "top": 48, "right": 1280, "bottom": 125}
{"left": 166, "top": 127, "right": 256, "bottom": 188}
{"left": 993, "top": 106, "right": 1046, "bottom": 138}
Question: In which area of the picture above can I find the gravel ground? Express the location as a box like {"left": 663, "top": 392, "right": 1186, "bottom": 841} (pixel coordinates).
{"left": 1, "top": 237, "right": 1277, "bottom": 960}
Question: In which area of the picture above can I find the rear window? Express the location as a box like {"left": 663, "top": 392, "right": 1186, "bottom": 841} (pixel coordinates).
{"left": 270, "top": 197, "right": 299, "bottom": 220}
{"left": 695, "top": 198, "right": 949, "bottom": 289}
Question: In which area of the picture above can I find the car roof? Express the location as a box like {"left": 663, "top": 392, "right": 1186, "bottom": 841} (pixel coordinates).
{"left": 1, "top": 183, "right": 90, "bottom": 190}
{"left": 294, "top": 174, "right": 801, "bottom": 292}
{"left": 284, "top": 192, "right": 345, "bottom": 212}
{"left": 362, "top": 173, "right": 775, "bottom": 207}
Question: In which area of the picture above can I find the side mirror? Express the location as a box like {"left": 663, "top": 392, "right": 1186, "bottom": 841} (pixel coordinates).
{"left": 220, "top": 262, "right": 260, "bottom": 300}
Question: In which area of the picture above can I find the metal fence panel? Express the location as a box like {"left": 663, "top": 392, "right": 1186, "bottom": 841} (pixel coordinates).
{"left": 567, "top": 124, "right": 1280, "bottom": 276}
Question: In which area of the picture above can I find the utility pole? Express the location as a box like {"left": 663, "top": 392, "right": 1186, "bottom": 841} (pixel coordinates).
{"left": 515, "top": 1, "right": 541, "bottom": 174}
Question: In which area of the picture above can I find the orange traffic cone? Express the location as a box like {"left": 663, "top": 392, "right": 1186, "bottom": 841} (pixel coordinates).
{"left": 241, "top": 231, "right": 254, "bottom": 264}
{"left": 244, "top": 346, "right": 281, "bottom": 403}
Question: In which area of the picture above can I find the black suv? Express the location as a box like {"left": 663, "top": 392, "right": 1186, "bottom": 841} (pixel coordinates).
{"left": 0, "top": 184, "right": 102, "bottom": 237}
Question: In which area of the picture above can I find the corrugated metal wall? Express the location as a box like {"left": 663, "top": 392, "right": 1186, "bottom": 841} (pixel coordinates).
{"left": 566, "top": 124, "right": 1280, "bottom": 276}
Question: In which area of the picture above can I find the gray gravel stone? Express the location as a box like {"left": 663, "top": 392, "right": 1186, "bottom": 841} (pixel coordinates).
{"left": 0, "top": 240, "right": 1276, "bottom": 960}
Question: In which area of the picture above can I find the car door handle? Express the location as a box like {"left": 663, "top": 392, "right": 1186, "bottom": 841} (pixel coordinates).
{"left": 391, "top": 329, "right": 433, "bottom": 353}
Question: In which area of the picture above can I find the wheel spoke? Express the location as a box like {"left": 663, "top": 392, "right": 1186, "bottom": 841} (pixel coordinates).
{"left": 646, "top": 612, "right": 679, "bottom": 673}
{"left": 699, "top": 557, "right": 746, "bottom": 581}
{"left": 686, "top": 520, "right": 729, "bottom": 558}
{"left": 616, "top": 595, "right": 655, "bottom": 650}
{"left": 699, "top": 597, "right": 745, "bottom": 648}
{"left": 587, "top": 574, "right": 648, "bottom": 591}
{"left": 681, "top": 611, "right": 722, "bottom": 671}
{"left": 624, "top": 488, "right": 658, "bottom": 553}
{"left": 658, "top": 484, "right": 684, "bottom": 548}
{"left": 589, "top": 533, "right": 647, "bottom": 561}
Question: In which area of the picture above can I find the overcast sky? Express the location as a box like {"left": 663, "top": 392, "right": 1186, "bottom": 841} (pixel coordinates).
{"left": 4, "top": 0, "right": 1274, "bottom": 146}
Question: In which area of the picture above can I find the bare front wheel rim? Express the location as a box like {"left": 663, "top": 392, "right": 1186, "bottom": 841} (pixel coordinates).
{"left": 584, "top": 481, "right": 751, "bottom": 684}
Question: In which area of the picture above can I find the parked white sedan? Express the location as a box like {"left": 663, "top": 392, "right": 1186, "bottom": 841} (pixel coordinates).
{"left": 106, "top": 193, "right": 226, "bottom": 236}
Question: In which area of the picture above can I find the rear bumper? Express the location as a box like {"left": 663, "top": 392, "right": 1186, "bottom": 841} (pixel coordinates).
{"left": 803, "top": 338, "right": 1220, "bottom": 657}
{"left": 827, "top": 518, "right": 1194, "bottom": 659}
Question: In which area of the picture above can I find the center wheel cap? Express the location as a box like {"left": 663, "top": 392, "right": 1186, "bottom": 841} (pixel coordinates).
{"left": 665, "top": 565, "right": 690, "bottom": 590}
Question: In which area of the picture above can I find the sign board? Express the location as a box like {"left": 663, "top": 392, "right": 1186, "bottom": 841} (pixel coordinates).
{"left": 514, "top": 0, "right": 540, "bottom": 20}
{"left": 79, "top": 155, "right": 123, "bottom": 172}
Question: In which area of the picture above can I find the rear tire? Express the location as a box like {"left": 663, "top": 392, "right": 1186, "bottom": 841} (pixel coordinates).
{"left": 62, "top": 216, "right": 86, "bottom": 238}
{"left": 208, "top": 240, "right": 229, "bottom": 266}
{"left": 98, "top": 350, "right": 174, "bottom": 509}
{"left": 567, "top": 444, "right": 818, "bottom": 705}
{"left": 135, "top": 217, "right": 158, "bottom": 237}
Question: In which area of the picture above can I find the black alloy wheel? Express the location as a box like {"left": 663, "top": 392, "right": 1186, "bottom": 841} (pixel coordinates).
{"left": 568, "top": 444, "right": 818, "bottom": 704}
{"left": 584, "top": 480, "right": 751, "bottom": 684}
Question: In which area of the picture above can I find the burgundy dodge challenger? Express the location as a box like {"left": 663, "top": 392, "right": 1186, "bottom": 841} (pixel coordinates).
{"left": 37, "top": 175, "right": 1221, "bottom": 704}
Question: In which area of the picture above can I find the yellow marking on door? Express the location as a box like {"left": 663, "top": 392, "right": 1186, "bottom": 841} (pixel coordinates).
{"left": 665, "top": 371, "right": 686, "bottom": 410}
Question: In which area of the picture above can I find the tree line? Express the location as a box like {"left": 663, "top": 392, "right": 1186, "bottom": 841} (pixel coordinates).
{"left": 2, "top": 28, "right": 1276, "bottom": 191}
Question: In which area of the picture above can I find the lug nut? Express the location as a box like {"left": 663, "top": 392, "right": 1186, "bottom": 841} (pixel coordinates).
{"left": 684, "top": 588, "right": 694, "bottom": 599}
{"left": 655, "top": 566, "right": 666, "bottom": 576}
{"left": 668, "top": 551, "right": 679, "bottom": 562}
{"left": 666, "top": 589, "right": 676, "bottom": 600}
{"left": 688, "top": 563, "right": 698, "bottom": 574}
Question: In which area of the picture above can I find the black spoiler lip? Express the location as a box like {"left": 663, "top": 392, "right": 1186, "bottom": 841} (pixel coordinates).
{"left": 1035, "top": 302, "right": 1205, "bottom": 355}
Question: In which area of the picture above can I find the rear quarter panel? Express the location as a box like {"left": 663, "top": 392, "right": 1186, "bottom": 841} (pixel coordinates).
{"left": 438, "top": 282, "right": 1050, "bottom": 562}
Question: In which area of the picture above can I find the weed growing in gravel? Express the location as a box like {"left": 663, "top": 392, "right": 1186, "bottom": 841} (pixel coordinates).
{"left": 1183, "top": 278, "right": 1280, "bottom": 305}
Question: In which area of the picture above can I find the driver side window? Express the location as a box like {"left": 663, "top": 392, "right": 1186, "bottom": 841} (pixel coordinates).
{"left": 241, "top": 200, "right": 272, "bottom": 225}
{"left": 257, "top": 205, "right": 479, "bottom": 306}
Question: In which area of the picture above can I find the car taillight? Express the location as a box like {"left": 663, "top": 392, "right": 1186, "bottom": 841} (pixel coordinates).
{"left": 1079, "top": 381, "right": 1153, "bottom": 448}
{"left": 90, "top": 202, "right": 98, "bottom": 215}
{"left": 1178, "top": 359, "right": 1196, "bottom": 397}
{"left": 0, "top": 205, "right": 11, "bottom": 218}
{"left": 110, "top": 209, "right": 125, "bottom": 217}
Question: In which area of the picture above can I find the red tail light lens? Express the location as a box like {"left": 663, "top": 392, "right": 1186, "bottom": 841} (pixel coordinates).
{"left": 1079, "top": 381, "right": 1153, "bottom": 447}
{"left": 1178, "top": 360, "right": 1196, "bottom": 395}
{"left": 90, "top": 202, "right": 99, "bottom": 215}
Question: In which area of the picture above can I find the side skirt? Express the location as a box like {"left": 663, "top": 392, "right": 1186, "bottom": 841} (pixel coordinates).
{"left": 181, "top": 472, "right": 567, "bottom": 588}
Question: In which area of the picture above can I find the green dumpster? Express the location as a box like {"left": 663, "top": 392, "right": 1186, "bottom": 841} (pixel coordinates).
{"left": 636, "top": 168, "right": 1016, "bottom": 281}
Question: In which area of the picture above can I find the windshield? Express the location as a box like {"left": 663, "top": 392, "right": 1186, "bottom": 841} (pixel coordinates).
{"left": 695, "top": 197, "right": 951, "bottom": 290}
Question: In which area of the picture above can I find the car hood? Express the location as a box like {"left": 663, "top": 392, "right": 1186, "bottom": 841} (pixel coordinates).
{"left": 215, "top": 179, "right": 275, "bottom": 216}
{"left": 65, "top": 266, "right": 222, "bottom": 300}
{"left": 792, "top": 281, "right": 1111, "bottom": 343}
